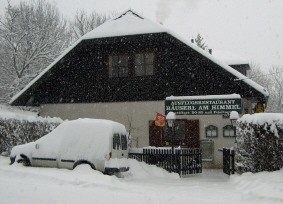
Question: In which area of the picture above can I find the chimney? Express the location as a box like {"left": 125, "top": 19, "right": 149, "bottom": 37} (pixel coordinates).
{"left": 209, "top": 49, "right": 212, "bottom": 54}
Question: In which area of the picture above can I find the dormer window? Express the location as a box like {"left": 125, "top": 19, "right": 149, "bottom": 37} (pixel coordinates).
{"left": 109, "top": 54, "right": 129, "bottom": 78}
{"left": 108, "top": 52, "right": 155, "bottom": 78}
{"left": 134, "top": 53, "right": 154, "bottom": 76}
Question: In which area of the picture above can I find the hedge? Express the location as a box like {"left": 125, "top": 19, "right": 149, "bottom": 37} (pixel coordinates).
{"left": 0, "top": 115, "right": 62, "bottom": 155}
{"left": 235, "top": 113, "right": 283, "bottom": 174}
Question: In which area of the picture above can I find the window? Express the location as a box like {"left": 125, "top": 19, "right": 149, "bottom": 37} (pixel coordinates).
{"left": 200, "top": 140, "right": 214, "bottom": 162}
{"left": 113, "top": 133, "right": 121, "bottom": 149}
{"left": 223, "top": 125, "right": 236, "bottom": 137}
{"left": 121, "top": 135, "right": 127, "bottom": 150}
{"left": 134, "top": 53, "right": 154, "bottom": 76}
{"left": 108, "top": 52, "right": 156, "bottom": 78}
{"left": 205, "top": 125, "right": 218, "bottom": 137}
{"left": 109, "top": 54, "right": 129, "bottom": 77}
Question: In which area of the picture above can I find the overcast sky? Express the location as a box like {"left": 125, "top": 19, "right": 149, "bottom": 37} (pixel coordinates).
{"left": 1, "top": 0, "right": 283, "bottom": 72}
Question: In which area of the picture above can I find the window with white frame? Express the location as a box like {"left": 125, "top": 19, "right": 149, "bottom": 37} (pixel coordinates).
{"left": 223, "top": 125, "right": 236, "bottom": 137}
{"left": 206, "top": 125, "right": 218, "bottom": 137}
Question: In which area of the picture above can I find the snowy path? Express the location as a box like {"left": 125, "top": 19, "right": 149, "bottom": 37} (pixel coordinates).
{"left": 0, "top": 156, "right": 282, "bottom": 204}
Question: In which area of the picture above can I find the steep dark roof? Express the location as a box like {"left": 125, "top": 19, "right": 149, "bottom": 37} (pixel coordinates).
{"left": 10, "top": 9, "right": 268, "bottom": 105}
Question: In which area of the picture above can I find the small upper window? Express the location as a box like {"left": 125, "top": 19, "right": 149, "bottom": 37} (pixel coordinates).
{"left": 134, "top": 53, "right": 154, "bottom": 76}
{"left": 223, "top": 125, "right": 236, "bottom": 137}
{"left": 206, "top": 125, "right": 218, "bottom": 137}
{"left": 109, "top": 54, "right": 129, "bottom": 78}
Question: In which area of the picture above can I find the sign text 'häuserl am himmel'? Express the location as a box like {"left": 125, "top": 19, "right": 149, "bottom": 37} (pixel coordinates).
{"left": 165, "top": 98, "right": 242, "bottom": 116}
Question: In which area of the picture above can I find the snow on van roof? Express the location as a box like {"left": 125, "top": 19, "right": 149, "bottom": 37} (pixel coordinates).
{"left": 9, "top": 9, "right": 268, "bottom": 105}
{"left": 166, "top": 94, "right": 241, "bottom": 100}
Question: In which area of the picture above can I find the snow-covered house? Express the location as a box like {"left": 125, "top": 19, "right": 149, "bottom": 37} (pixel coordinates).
{"left": 10, "top": 10, "right": 268, "bottom": 168}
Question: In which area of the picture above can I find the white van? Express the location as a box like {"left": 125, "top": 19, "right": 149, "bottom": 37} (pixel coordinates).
{"left": 10, "top": 118, "right": 129, "bottom": 174}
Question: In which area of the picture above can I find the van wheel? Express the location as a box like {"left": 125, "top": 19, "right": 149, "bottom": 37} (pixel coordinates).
{"left": 18, "top": 154, "right": 31, "bottom": 166}
{"left": 73, "top": 160, "right": 96, "bottom": 170}
{"left": 10, "top": 156, "right": 16, "bottom": 165}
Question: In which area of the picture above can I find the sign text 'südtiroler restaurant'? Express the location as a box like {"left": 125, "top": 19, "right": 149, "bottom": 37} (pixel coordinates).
{"left": 165, "top": 98, "right": 242, "bottom": 117}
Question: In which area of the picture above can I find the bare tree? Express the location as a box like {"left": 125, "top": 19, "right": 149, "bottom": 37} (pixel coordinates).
{"left": 248, "top": 63, "right": 283, "bottom": 113}
{"left": 0, "top": 0, "right": 71, "bottom": 100}
{"left": 69, "top": 10, "right": 111, "bottom": 41}
{"left": 268, "top": 65, "right": 283, "bottom": 112}
{"left": 247, "top": 63, "right": 274, "bottom": 112}
{"left": 248, "top": 63, "right": 271, "bottom": 91}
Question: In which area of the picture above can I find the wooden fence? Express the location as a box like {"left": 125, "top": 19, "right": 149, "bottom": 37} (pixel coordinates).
{"left": 129, "top": 148, "right": 202, "bottom": 176}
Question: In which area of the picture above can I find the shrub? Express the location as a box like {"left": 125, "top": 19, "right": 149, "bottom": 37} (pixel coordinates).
{"left": 0, "top": 113, "right": 62, "bottom": 155}
{"left": 235, "top": 113, "right": 283, "bottom": 174}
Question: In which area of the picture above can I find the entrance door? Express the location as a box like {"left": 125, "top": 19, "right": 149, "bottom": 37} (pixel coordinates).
{"left": 149, "top": 119, "right": 200, "bottom": 148}
{"left": 149, "top": 121, "right": 165, "bottom": 146}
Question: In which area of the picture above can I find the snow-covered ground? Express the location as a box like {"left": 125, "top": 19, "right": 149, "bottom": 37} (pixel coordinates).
{"left": 0, "top": 156, "right": 282, "bottom": 204}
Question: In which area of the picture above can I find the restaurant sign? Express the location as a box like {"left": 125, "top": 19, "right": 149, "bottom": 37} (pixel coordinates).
{"left": 165, "top": 98, "right": 242, "bottom": 117}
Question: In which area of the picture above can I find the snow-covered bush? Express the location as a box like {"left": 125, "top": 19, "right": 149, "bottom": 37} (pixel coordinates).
{"left": 235, "top": 113, "right": 283, "bottom": 174}
{"left": 0, "top": 107, "right": 62, "bottom": 155}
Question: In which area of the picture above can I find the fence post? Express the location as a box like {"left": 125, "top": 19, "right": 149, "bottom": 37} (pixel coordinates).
{"left": 231, "top": 149, "right": 235, "bottom": 174}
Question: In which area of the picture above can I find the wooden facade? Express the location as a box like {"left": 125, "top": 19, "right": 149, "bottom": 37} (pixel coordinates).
{"left": 11, "top": 33, "right": 266, "bottom": 106}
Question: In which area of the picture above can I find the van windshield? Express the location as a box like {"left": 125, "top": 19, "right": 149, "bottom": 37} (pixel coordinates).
{"left": 121, "top": 135, "right": 127, "bottom": 150}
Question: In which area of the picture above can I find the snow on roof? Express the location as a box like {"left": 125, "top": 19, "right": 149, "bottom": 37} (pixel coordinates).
{"left": 82, "top": 10, "right": 167, "bottom": 39}
{"left": 166, "top": 94, "right": 241, "bottom": 100}
{"left": 211, "top": 50, "right": 249, "bottom": 65}
{"left": 9, "top": 9, "right": 268, "bottom": 105}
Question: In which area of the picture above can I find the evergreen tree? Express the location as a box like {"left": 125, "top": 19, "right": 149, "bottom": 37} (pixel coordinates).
{"left": 194, "top": 33, "right": 208, "bottom": 50}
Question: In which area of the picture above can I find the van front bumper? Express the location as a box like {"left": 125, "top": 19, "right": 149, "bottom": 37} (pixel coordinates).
{"left": 104, "top": 167, "right": 130, "bottom": 174}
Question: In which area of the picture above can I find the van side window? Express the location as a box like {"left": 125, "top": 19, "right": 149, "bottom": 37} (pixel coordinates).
{"left": 121, "top": 135, "right": 127, "bottom": 150}
{"left": 113, "top": 133, "right": 121, "bottom": 150}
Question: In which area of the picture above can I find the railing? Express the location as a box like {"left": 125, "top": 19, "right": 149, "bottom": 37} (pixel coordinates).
{"left": 129, "top": 147, "right": 202, "bottom": 176}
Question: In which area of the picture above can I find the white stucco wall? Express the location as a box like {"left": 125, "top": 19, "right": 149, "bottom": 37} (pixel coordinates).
{"left": 40, "top": 101, "right": 241, "bottom": 168}
{"left": 40, "top": 101, "right": 165, "bottom": 148}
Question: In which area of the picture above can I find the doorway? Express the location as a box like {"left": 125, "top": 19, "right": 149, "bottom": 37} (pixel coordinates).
{"left": 149, "top": 119, "right": 200, "bottom": 148}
